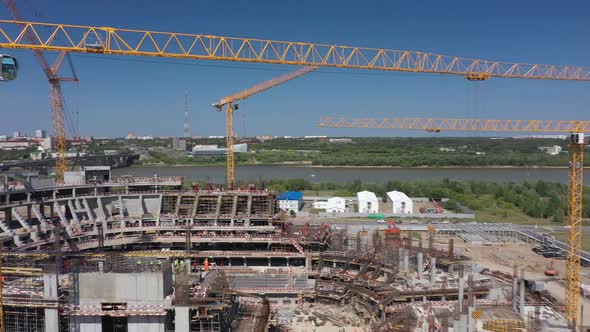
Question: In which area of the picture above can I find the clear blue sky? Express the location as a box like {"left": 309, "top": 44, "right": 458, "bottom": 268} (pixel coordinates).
{"left": 2, "top": 0, "right": 590, "bottom": 137}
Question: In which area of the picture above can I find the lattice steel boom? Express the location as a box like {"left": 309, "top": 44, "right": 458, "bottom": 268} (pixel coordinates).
{"left": 318, "top": 117, "right": 590, "bottom": 133}
{"left": 318, "top": 116, "right": 587, "bottom": 326}
{"left": 0, "top": 20, "right": 589, "bottom": 81}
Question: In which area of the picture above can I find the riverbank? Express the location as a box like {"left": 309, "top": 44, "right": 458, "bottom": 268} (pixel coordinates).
{"left": 113, "top": 164, "right": 586, "bottom": 185}
{"left": 129, "top": 163, "right": 579, "bottom": 169}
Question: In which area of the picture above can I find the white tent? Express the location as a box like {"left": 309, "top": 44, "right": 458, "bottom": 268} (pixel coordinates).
{"left": 313, "top": 197, "right": 346, "bottom": 213}
{"left": 357, "top": 191, "right": 379, "bottom": 213}
{"left": 386, "top": 190, "right": 413, "bottom": 214}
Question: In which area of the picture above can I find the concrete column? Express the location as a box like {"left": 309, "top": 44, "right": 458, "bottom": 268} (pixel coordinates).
{"left": 43, "top": 271, "right": 59, "bottom": 332}
{"left": 268, "top": 257, "right": 271, "bottom": 267}
{"left": 403, "top": 251, "right": 409, "bottom": 272}
{"left": 243, "top": 257, "right": 247, "bottom": 266}
{"left": 175, "top": 306, "right": 190, "bottom": 332}
{"left": 458, "top": 278, "right": 464, "bottom": 314}
{"left": 417, "top": 252, "right": 423, "bottom": 279}
{"left": 512, "top": 265, "right": 518, "bottom": 312}
{"left": 430, "top": 257, "right": 436, "bottom": 284}
{"left": 520, "top": 269, "right": 525, "bottom": 316}
{"left": 467, "top": 274, "right": 474, "bottom": 308}
{"left": 227, "top": 257, "right": 231, "bottom": 267}
{"left": 459, "top": 314, "right": 467, "bottom": 332}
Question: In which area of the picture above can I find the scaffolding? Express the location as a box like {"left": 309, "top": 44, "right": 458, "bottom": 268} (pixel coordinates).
{"left": 3, "top": 306, "right": 44, "bottom": 332}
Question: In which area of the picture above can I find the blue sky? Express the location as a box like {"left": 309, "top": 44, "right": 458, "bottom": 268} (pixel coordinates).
{"left": 2, "top": 0, "right": 590, "bottom": 137}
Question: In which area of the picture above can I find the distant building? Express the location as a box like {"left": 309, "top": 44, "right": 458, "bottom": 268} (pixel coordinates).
{"left": 256, "top": 135, "right": 274, "bottom": 141}
{"left": 538, "top": 145, "right": 562, "bottom": 155}
{"left": 103, "top": 150, "right": 120, "bottom": 156}
{"left": 329, "top": 138, "right": 353, "bottom": 143}
{"left": 386, "top": 190, "right": 413, "bottom": 214}
{"left": 192, "top": 144, "right": 247, "bottom": 156}
{"left": 50, "top": 151, "right": 87, "bottom": 158}
{"left": 0, "top": 141, "right": 32, "bottom": 150}
{"left": 40, "top": 137, "right": 53, "bottom": 150}
{"left": 208, "top": 136, "right": 225, "bottom": 139}
{"left": 439, "top": 147, "right": 456, "bottom": 152}
{"left": 0, "top": 135, "right": 6, "bottom": 141}
{"left": 35, "top": 129, "right": 46, "bottom": 138}
{"left": 126, "top": 132, "right": 134, "bottom": 139}
{"left": 357, "top": 191, "right": 378, "bottom": 213}
{"left": 304, "top": 136, "right": 327, "bottom": 139}
{"left": 278, "top": 191, "right": 304, "bottom": 212}
{"left": 12, "top": 131, "right": 21, "bottom": 139}
{"left": 172, "top": 138, "right": 187, "bottom": 151}
{"left": 29, "top": 150, "right": 48, "bottom": 160}
{"left": 312, "top": 197, "right": 346, "bottom": 213}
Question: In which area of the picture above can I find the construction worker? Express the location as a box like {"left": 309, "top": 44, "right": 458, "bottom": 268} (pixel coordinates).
{"left": 136, "top": 260, "right": 142, "bottom": 270}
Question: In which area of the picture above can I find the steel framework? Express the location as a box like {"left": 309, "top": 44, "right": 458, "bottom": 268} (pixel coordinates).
{"left": 0, "top": 20, "right": 589, "bottom": 81}
{"left": 318, "top": 116, "right": 587, "bottom": 326}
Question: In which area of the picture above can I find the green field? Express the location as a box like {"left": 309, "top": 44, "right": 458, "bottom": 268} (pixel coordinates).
{"left": 551, "top": 232, "right": 590, "bottom": 251}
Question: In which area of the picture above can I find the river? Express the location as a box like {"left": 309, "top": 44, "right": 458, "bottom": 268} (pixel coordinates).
{"left": 112, "top": 165, "right": 584, "bottom": 184}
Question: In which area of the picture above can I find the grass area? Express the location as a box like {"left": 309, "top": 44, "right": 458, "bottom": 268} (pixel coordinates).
{"left": 551, "top": 232, "right": 590, "bottom": 251}
{"left": 473, "top": 206, "right": 553, "bottom": 225}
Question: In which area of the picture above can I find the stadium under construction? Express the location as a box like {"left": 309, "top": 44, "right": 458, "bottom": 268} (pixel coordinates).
{"left": 0, "top": 172, "right": 584, "bottom": 332}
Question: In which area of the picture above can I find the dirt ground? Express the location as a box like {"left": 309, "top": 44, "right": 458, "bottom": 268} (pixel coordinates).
{"left": 274, "top": 303, "right": 365, "bottom": 331}
{"left": 443, "top": 236, "right": 590, "bottom": 325}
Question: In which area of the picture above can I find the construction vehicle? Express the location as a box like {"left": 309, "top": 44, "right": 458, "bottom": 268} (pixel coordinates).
{"left": 545, "top": 259, "right": 557, "bottom": 277}
{"left": 0, "top": 54, "right": 18, "bottom": 81}
{"left": 318, "top": 116, "right": 588, "bottom": 326}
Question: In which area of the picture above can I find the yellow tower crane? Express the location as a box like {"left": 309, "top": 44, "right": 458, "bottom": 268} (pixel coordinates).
{"left": 2, "top": 5, "right": 79, "bottom": 183}
{"left": 1, "top": 19, "right": 589, "bottom": 179}
{"left": 1, "top": 18, "right": 590, "bottom": 324}
{"left": 318, "top": 116, "right": 589, "bottom": 327}
{"left": 213, "top": 66, "right": 317, "bottom": 188}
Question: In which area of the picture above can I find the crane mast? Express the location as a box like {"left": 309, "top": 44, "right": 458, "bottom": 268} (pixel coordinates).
{"left": 1, "top": 16, "right": 588, "bottom": 327}
{"left": 2, "top": 6, "right": 78, "bottom": 183}
{"left": 318, "top": 116, "right": 588, "bottom": 327}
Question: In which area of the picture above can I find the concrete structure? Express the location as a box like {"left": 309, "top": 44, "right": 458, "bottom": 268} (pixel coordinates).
{"left": 0, "top": 176, "right": 576, "bottom": 331}
{"left": 35, "top": 129, "right": 46, "bottom": 138}
{"left": 278, "top": 191, "right": 303, "bottom": 212}
{"left": 172, "top": 138, "right": 187, "bottom": 151}
{"left": 192, "top": 143, "right": 247, "bottom": 156}
{"left": 357, "top": 190, "right": 378, "bottom": 213}
{"left": 312, "top": 197, "right": 346, "bottom": 213}
{"left": 538, "top": 145, "right": 562, "bottom": 155}
{"left": 386, "top": 190, "right": 413, "bottom": 214}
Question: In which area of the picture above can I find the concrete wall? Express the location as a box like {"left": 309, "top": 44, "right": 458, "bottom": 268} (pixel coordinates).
{"left": 72, "top": 316, "right": 102, "bottom": 332}
{"left": 143, "top": 195, "right": 161, "bottom": 215}
{"left": 78, "top": 270, "right": 171, "bottom": 306}
{"left": 128, "top": 316, "right": 165, "bottom": 332}
{"left": 123, "top": 196, "right": 143, "bottom": 216}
